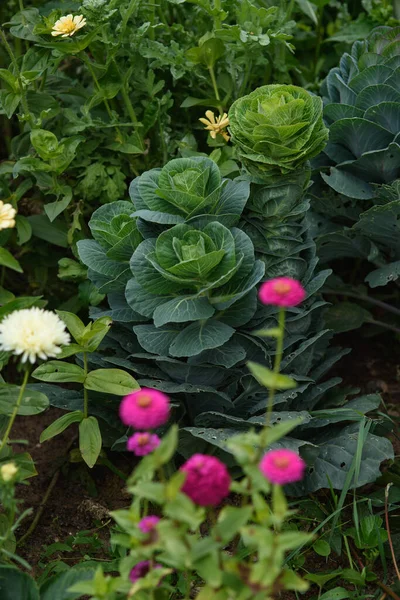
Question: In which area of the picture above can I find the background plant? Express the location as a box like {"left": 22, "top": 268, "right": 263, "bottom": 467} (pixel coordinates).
{"left": 312, "top": 25, "right": 400, "bottom": 336}
{"left": 0, "top": 0, "right": 394, "bottom": 309}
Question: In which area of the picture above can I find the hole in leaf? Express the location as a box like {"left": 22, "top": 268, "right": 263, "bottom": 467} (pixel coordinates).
{"left": 340, "top": 462, "right": 345, "bottom": 468}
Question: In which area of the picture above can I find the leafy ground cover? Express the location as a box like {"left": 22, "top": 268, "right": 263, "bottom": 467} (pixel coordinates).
{"left": 1, "top": 0, "right": 400, "bottom": 598}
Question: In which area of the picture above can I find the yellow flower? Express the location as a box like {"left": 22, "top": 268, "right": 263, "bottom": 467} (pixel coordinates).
{"left": 0, "top": 201, "right": 16, "bottom": 230}
{"left": 199, "top": 110, "right": 230, "bottom": 142}
{"left": 0, "top": 462, "right": 18, "bottom": 482}
{"left": 51, "top": 14, "right": 86, "bottom": 38}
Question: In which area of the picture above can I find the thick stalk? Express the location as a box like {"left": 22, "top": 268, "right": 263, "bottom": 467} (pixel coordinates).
{"left": 0, "top": 369, "right": 29, "bottom": 454}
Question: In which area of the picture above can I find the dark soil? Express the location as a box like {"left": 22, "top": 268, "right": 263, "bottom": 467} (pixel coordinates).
{"left": 13, "top": 409, "right": 131, "bottom": 573}
{"left": 9, "top": 329, "right": 400, "bottom": 596}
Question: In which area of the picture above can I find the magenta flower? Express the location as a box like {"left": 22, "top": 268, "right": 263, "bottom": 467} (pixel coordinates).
{"left": 129, "top": 560, "right": 162, "bottom": 583}
{"left": 138, "top": 515, "right": 161, "bottom": 534}
{"left": 258, "top": 277, "right": 306, "bottom": 307}
{"left": 120, "top": 388, "right": 170, "bottom": 429}
{"left": 180, "top": 454, "right": 231, "bottom": 506}
{"left": 260, "top": 449, "right": 306, "bottom": 485}
{"left": 127, "top": 432, "right": 161, "bottom": 456}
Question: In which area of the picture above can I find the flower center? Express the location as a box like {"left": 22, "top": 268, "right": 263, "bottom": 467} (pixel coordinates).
{"left": 64, "top": 20, "right": 76, "bottom": 33}
{"left": 273, "top": 456, "right": 290, "bottom": 469}
{"left": 273, "top": 281, "right": 291, "bottom": 295}
{"left": 137, "top": 434, "right": 150, "bottom": 446}
{"left": 137, "top": 394, "right": 152, "bottom": 408}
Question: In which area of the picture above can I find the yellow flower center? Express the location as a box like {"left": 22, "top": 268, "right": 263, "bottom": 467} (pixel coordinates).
{"left": 137, "top": 394, "right": 152, "bottom": 408}
{"left": 137, "top": 434, "right": 150, "bottom": 446}
{"left": 273, "top": 281, "right": 291, "bottom": 295}
{"left": 273, "top": 457, "right": 290, "bottom": 469}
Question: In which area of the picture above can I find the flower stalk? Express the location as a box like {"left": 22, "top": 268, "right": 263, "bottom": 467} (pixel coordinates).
{"left": 0, "top": 369, "right": 29, "bottom": 454}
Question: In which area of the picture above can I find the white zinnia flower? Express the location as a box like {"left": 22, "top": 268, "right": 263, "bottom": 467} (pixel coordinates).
{"left": 0, "top": 462, "right": 18, "bottom": 482}
{"left": 51, "top": 14, "right": 86, "bottom": 38}
{"left": 0, "top": 307, "right": 70, "bottom": 364}
{"left": 0, "top": 201, "right": 16, "bottom": 230}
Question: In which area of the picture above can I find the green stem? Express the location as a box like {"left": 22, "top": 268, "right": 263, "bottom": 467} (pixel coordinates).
{"left": 185, "top": 571, "right": 192, "bottom": 599}
{"left": 79, "top": 52, "right": 123, "bottom": 140}
{"left": 121, "top": 0, "right": 141, "bottom": 37}
{"left": 285, "top": 0, "right": 295, "bottom": 20}
{"left": 214, "top": 0, "right": 222, "bottom": 29}
{"left": 259, "top": 307, "right": 286, "bottom": 453}
{"left": 0, "top": 28, "right": 34, "bottom": 128}
{"left": 112, "top": 59, "right": 139, "bottom": 126}
{"left": 83, "top": 353, "right": 89, "bottom": 419}
{"left": 208, "top": 65, "right": 220, "bottom": 102}
{"left": 365, "top": 317, "right": 400, "bottom": 336}
{"left": 323, "top": 288, "right": 400, "bottom": 318}
{"left": 266, "top": 307, "right": 285, "bottom": 426}
{"left": 149, "top": 0, "right": 156, "bottom": 39}
{"left": 0, "top": 369, "right": 29, "bottom": 454}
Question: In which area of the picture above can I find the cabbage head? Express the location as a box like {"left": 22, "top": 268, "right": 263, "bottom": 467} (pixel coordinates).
{"left": 229, "top": 84, "right": 328, "bottom": 180}
{"left": 130, "top": 156, "right": 249, "bottom": 227}
{"left": 127, "top": 221, "right": 264, "bottom": 357}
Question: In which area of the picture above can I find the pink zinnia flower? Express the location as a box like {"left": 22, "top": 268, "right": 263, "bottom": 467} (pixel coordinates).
{"left": 260, "top": 449, "right": 306, "bottom": 485}
{"left": 120, "top": 388, "right": 170, "bottom": 429}
{"left": 129, "top": 560, "right": 162, "bottom": 583}
{"left": 138, "top": 515, "right": 160, "bottom": 533}
{"left": 180, "top": 454, "right": 231, "bottom": 506}
{"left": 258, "top": 277, "right": 306, "bottom": 307}
{"left": 127, "top": 432, "right": 161, "bottom": 456}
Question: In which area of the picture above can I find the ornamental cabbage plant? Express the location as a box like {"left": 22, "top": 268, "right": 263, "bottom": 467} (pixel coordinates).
{"left": 78, "top": 86, "right": 393, "bottom": 495}
{"left": 229, "top": 84, "right": 328, "bottom": 180}
{"left": 314, "top": 26, "right": 400, "bottom": 290}
{"left": 131, "top": 156, "right": 249, "bottom": 227}
{"left": 128, "top": 221, "right": 264, "bottom": 356}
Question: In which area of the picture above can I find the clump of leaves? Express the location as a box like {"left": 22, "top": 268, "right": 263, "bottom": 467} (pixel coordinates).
{"left": 313, "top": 26, "right": 400, "bottom": 305}
{"left": 228, "top": 84, "right": 328, "bottom": 180}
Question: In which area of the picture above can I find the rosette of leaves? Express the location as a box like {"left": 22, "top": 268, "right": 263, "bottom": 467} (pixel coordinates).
{"left": 313, "top": 26, "right": 400, "bottom": 290}
{"left": 79, "top": 140, "right": 393, "bottom": 494}
{"left": 127, "top": 221, "right": 265, "bottom": 357}
{"left": 130, "top": 156, "right": 250, "bottom": 228}
{"left": 228, "top": 84, "right": 328, "bottom": 181}
{"left": 319, "top": 26, "right": 400, "bottom": 201}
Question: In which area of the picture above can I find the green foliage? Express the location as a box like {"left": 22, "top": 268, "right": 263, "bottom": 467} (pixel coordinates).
{"left": 229, "top": 84, "right": 329, "bottom": 180}
{"left": 314, "top": 26, "right": 400, "bottom": 302}
{"left": 69, "top": 422, "right": 312, "bottom": 599}
{"left": 78, "top": 89, "right": 392, "bottom": 494}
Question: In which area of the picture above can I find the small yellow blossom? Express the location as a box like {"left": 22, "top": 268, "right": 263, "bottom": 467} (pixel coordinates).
{"left": 199, "top": 110, "right": 230, "bottom": 142}
{"left": 51, "top": 14, "right": 86, "bottom": 38}
{"left": 0, "top": 201, "right": 16, "bottom": 230}
{"left": 0, "top": 462, "right": 18, "bottom": 482}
